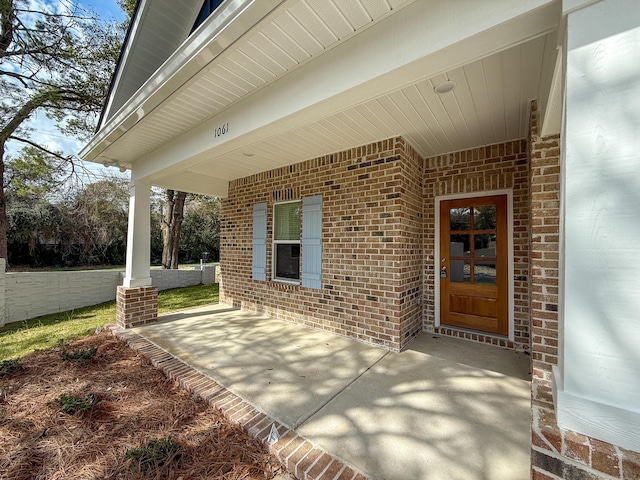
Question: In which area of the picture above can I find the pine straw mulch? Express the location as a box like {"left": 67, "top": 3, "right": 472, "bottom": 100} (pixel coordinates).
{"left": 0, "top": 331, "right": 287, "bottom": 480}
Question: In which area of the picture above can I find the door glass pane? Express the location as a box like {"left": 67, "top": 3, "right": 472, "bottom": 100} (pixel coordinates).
{"left": 450, "top": 207, "right": 470, "bottom": 230}
{"left": 475, "top": 261, "right": 496, "bottom": 285}
{"left": 450, "top": 235, "right": 470, "bottom": 257}
{"left": 474, "top": 234, "right": 496, "bottom": 258}
{"left": 473, "top": 205, "right": 496, "bottom": 230}
{"left": 451, "top": 259, "right": 470, "bottom": 283}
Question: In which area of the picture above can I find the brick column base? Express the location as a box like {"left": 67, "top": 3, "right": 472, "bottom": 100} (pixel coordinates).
{"left": 116, "top": 286, "right": 158, "bottom": 329}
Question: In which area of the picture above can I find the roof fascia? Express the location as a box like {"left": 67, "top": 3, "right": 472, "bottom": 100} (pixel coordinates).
{"left": 83, "top": 0, "right": 286, "bottom": 162}
{"left": 100, "top": 0, "right": 148, "bottom": 128}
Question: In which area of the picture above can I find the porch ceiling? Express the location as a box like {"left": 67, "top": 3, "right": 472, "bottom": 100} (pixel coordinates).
{"left": 186, "top": 34, "right": 556, "bottom": 181}
{"left": 85, "top": 0, "right": 416, "bottom": 170}
{"left": 83, "top": 0, "right": 561, "bottom": 196}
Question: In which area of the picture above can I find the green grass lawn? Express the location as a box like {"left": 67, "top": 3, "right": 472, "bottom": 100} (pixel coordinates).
{"left": 0, "top": 284, "right": 219, "bottom": 362}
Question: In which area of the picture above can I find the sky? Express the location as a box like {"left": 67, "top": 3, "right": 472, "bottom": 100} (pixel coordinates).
{"left": 6, "top": 0, "right": 128, "bottom": 182}
{"left": 83, "top": 0, "right": 126, "bottom": 22}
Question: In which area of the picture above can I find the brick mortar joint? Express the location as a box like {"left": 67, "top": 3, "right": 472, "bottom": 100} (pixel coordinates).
{"left": 531, "top": 445, "right": 622, "bottom": 480}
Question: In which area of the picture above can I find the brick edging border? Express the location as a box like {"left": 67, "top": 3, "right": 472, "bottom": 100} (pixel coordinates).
{"left": 106, "top": 325, "right": 368, "bottom": 480}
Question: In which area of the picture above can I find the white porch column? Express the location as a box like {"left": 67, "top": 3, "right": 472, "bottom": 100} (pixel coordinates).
{"left": 123, "top": 179, "right": 152, "bottom": 287}
{"left": 555, "top": 0, "right": 640, "bottom": 451}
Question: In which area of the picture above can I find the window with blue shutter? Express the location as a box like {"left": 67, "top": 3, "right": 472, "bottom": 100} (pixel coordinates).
{"left": 252, "top": 203, "right": 267, "bottom": 281}
{"left": 302, "top": 195, "right": 322, "bottom": 289}
{"left": 273, "top": 201, "right": 301, "bottom": 281}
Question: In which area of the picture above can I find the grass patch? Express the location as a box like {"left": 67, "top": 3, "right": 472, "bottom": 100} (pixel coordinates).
{"left": 157, "top": 283, "right": 219, "bottom": 313}
{"left": 125, "top": 436, "right": 182, "bottom": 474}
{"left": 58, "top": 392, "right": 96, "bottom": 416}
{"left": 0, "top": 284, "right": 219, "bottom": 362}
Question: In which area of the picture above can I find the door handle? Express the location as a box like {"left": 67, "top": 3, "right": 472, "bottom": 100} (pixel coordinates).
{"left": 440, "top": 266, "right": 447, "bottom": 278}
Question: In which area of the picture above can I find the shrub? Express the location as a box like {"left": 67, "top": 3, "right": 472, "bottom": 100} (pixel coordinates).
{"left": 125, "top": 436, "right": 182, "bottom": 474}
{"left": 0, "top": 359, "right": 19, "bottom": 377}
{"left": 58, "top": 392, "right": 96, "bottom": 415}
{"left": 60, "top": 346, "right": 98, "bottom": 365}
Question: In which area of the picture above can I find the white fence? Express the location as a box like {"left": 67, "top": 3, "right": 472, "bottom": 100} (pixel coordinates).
{"left": 0, "top": 259, "right": 219, "bottom": 326}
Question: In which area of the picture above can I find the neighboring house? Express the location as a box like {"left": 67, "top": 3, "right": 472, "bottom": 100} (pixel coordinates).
{"left": 81, "top": 0, "right": 640, "bottom": 478}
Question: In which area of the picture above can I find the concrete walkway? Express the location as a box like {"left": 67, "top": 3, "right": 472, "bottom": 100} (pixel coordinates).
{"left": 129, "top": 304, "right": 532, "bottom": 480}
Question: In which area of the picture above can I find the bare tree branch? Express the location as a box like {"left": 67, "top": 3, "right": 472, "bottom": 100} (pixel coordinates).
{"left": 8, "top": 135, "right": 72, "bottom": 162}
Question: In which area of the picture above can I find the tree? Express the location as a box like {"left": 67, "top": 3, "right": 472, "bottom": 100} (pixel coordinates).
{"left": 160, "top": 189, "right": 187, "bottom": 269}
{"left": 0, "top": 0, "right": 123, "bottom": 260}
{"left": 4, "top": 146, "right": 61, "bottom": 200}
{"left": 65, "top": 178, "right": 128, "bottom": 265}
{"left": 7, "top": 169, "right": 129, "bottom": 267}
{"left": 179, "top": 195, "right": 221, "bottom": 263}
{"left": 118, "top": 0, "right": 137, "bottom": 18}
{"left": 5, "top": 146, "right": 69, "bottom": 266}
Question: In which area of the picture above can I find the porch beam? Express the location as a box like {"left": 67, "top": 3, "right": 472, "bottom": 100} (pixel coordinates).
{"left": 152, "top": 171, "right": 228, "bottom": 197}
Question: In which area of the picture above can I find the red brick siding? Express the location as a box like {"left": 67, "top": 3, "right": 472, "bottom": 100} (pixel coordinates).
{"left": 529, "top": 101, "right": 561, "bottom": 372}
{"left": 397, "top": 142, "right": 424, "bottom": 345}
{"left": 422, "top": 139, "right": 531, "bottom": 351}
{"left": 220, "top": 137, "right": 423, "bottom": 351}
{"left": 115, "top": 285, "right": 158, "bottom": 329}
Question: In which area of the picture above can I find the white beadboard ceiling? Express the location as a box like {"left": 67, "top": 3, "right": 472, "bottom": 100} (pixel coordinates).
{"left": 99, "top": 0, "right": 416, "bottom": 165}
{"left": 104, "top": 0, "right": 204, "bottom": 123}
{"left": 91, "top": 0, "right": 559, "bottom": 193}
{"left": 186, "top": 32, "right": 556, "bottom": 180}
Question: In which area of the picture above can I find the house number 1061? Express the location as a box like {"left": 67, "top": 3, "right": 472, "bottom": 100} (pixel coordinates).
{"left": 214, "top": 123, "right": 229, "bottom": 138}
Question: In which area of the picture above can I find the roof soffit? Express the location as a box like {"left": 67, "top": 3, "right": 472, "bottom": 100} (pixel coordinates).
{"left": 103, "top": 0, "right": 204, "bottom": 124}
{"left": 83, "top": 0, "right": 416, "bottom": 165}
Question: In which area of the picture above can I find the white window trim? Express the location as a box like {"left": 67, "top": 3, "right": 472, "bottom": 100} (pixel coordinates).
{"left": 272, "top": 200, "right": 301, "bottom": 285}
{"left": 434, "top": 189, "right": 515, "bottom": 341}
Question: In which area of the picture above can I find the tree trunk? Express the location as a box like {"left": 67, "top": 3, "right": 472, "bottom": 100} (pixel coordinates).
{"left": 161, "top": 189, "right": 187, "bottom": 269}
{"left": 0, "top": 142, "right": 7, "bottom": 262}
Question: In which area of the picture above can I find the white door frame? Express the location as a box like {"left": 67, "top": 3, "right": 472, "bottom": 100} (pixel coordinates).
{"left": 434, "top": 189, "right": 515, "bottom": 341}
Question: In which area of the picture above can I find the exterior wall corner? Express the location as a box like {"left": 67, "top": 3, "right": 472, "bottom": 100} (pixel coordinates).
{"left": 116, "top": 285, "right": 158, "bottom": 329}
{"left": 220, "top": 137, "right": 424, "bottom": 351}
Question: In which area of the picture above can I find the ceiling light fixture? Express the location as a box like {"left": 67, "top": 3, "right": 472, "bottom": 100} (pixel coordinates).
{"left": 433, "top": 79, "right": 457, "bottom": 94}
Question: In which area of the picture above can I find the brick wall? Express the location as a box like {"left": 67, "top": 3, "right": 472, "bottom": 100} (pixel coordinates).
{"left": 220, "top": 137, "right": 423, "bottom": 351}
{"left": 115, "top": 286, "right": 158, "bottom": 329}
{"left": 0, "top": 267, "right": 217, "bottom": 326}
{"left": 423, "top": 139, "right": 531, "bottom": 351}
{"left": 150, "top": 268, "right": 204, "bottom": 291}
{"left": 6, "top": 270, "right": 122, "bottom": 324}
{"left": 397, "top": 142, "right": 424, "bottom": 345}
{"left": 528, "top": 101, "right": 560, "bottom": 372}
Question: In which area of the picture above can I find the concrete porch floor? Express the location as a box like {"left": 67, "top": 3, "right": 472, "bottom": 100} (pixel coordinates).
{"left": 130, "top": 304, "right": 532, "bottom": 480}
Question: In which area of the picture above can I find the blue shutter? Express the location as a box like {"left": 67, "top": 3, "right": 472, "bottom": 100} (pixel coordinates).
{"left": 252, "top": 203, "right": 267, "bottom": 281}
{"left": 302, "top": 195, "right": 322, "bottom": 289}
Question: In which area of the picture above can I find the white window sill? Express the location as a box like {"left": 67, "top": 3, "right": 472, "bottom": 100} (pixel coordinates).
{"left": 272, "top": 278, "right": 301, "bottom": 286}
